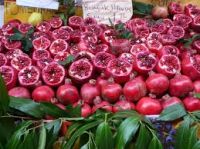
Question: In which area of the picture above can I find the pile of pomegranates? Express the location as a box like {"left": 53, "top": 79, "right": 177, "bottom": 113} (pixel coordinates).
{"left": 1, "top": 2, "right": 200, "bottom": 117}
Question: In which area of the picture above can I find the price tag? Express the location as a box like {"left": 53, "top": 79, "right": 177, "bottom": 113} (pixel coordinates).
{"left": 82, "top": 0, "right": 133, "bottom": 24}
{"left": 16, "top": 0, "right": 59, "bottom": 10}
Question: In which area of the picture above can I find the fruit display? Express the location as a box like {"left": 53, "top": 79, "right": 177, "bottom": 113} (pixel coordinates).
{"left": 1, "top": 1, "right": 200, "bottom": 149}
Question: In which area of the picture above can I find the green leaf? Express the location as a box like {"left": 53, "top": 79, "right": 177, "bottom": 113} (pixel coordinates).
{"left": 80, "top": 132, "right": 96, "bottom": 149}
{"left": 111, "top": 110, "right": 140, "bottom": 119}
{"left": 115, "top": 117, "right": 140, "bottom": 149}
{"left": 26, "top": 28, "right": 34, "bottom": 36}
{"left": 135, "top": 124, "right": 151, "bottom": 149}
{"left": 59, "top": 55, "right": 74, "bottom": 66}
{"left": 192, "top": 111, "right": 200, "bottom": 119}
{"left": 38, "top": 123, "right": 46, "bottom": 149}
{"left": 193, "top": 141, "right": 200, "bottom": 149}
{"left": 63, "top": 120, "right": 103, "bottom": 149}
{"left": 0, "top": 75, "right": 10, "bottom": 115}
{"left": 95, "top": 122, "right": 113, "bottom": 149}
{"left": 195, "top": 93, "right": 200, "bottom": 99}
{"left": 158, "top": 104, "right": 187, "bottom": 121}
{"left": 148, "top": 137, "right": 163, "bottom": 149}
{"left": 9, "top": 33, "right": 24, "bottom": 41}
{"left": 133, "top": 1, "right": 153, "bottom": 15}
{"left": 186, "top": 126, "right": 198, "bottom": 149}
{"left": 66, "top": 105, "right": 81, "bottom": 117}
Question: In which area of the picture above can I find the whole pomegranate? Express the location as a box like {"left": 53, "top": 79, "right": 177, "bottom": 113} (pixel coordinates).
{"left": 92, "top": 97, "right": 112, "bottom": 113}
{"left": 113, "top": 99, "right": 135, "bottom": 113}
{"left": 194, "top": 80, "right": 200, "bottom": 93}
{"left": 73, "top": 102, "right": 92, "bottom": 117}
{"left": 8, "top": 87, "right": 31, "bottom": 99}
{"left": 162, "top": 95, "right": 182, "bottom": 109}
{"left": 152, "top": 6, "right": 169, "bottom": 19}
{"left": 183, "top": 96, "right": 200, "bottom": 112}
{"left": 32, "top": 86, "right": 55, "bottom": 103}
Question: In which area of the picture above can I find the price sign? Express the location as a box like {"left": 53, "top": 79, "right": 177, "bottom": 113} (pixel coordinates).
{"left": 82, "top": 0, "right": 133, "bottom": 24}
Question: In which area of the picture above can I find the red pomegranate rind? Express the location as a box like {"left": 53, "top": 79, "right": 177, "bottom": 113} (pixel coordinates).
{"left": 193, "top": 40, "right": 200, "bottom": 52}
{"left": 33, "top": 31, "right": 53, "bottom": 40}
{"left": 42, "top": 63, "right": 65, "bottom": 86}
{"left": 32, "top": 36, "right": 51, "bottom": 50}
{"left": 94, "top": 44, "right": 109, "bottom": 54}
{"left": 134, "top": 26, "right": 149, "bottom": 38}
{"left": 151, "top": 23, "right": 167, "bottom": 34}
{"left": 81, "top": 32, "right": 98, "bottom": 44}
{"left": 173, "top": 14, "right": 192, "bottom": 29}
{"left": 0, "top": 66, "right": 17, "bottom": 89}
{"left": 11, "top": 55, "right": 32, "bottom": 71}
{"left": 126, "top": 18, "right": 147, "bottom": 32}
{"left": 147, "top": 32, "right": 161, "bottom": 41}
{"left": 100, "top": 29, "right": 117, "bottom": 44}
{"left": 158, "top": 45, "right": 180, "bottom": 58}
{"left": 119, "top": 53, "right": 134, "bottom": 65}
{"left": 168, "top": 26, "right": 185, "bottom": 40}
{"left": 4, "top": 40, "right": 22, "bottom": 50}
{"left": 68, "top": 59, "right": 93, "bottom": 83}
{"left": 69, "top": 16, "right": 84, "bottom": 29}
{"left": 54, "top": 51, "right": 70, "bottom": 62}
{"left": 18, "top": 66, "right": 41, "bottom": 87}
{"left": 0, "top": 53, "right": 7, "bottom": 66}
{"left": 192, "top": 15, "right": 200, "bottom": 32}
{"left": 2, "top": 19, "right": 21, "bottom": 33}
{"left": 49, "top": 17, "right": 63, "bottom": 29}
{"left": 5, "top": 49, "right": 23, "bottom": 61}
{"left": 106, "top": 58, "right": 133, "bottom": 84}
{"left": 60, "top": 26, "right": 74, "bottom": 33}
{"left": 161, "top": 34, "right": 176, "bottom": 45}
{"left": 146, "top": 40, "right": 163, "bottom": 54}
{"left": 83, "top": 17, "right": 97, "bottom": 26}
{"left": 185, "top": 4, "right": 200, "bottom": 18}
{"left": 75, "top": 51, "right": 95, "bottom": 62}
{"left": 18, "top": 23, "right": 33, "bottom": 34}
{"left": 130, "top": 44, "right": 149, "bottom": 55}
{"left": 69, "top": 44, "right": 81, "bottom": 56}
{"left": 32, "top": 50, "right": 50, "bottom": 62}
{"left": 70, "top": 30, "right": 82, "bottom": 43}
{"left": 49, "top": 39, "right": 68, "bottom": 56}
{"left": 36, "top": 58, "right": 53, "bottom": 70}
{"left": 156, "top": 55, "right": 181, "bottom": 77}
{"left": 36, "top": 21, "right": 51, "bottom": 32}
{"left": 85, "top": 25, "right": 103, "bottom": 37}
{"left": 163, "top": 19, "right": 174, "bottom": 29}
{"left": 52, "top": 29, "right": 70, "bottom": 41}
{"left": 168, "top": 2, "right": 183, "bottom": 14}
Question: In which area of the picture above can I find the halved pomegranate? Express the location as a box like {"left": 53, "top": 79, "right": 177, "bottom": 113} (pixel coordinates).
{"left": 106, "top": 58, "right": 133, "bottom": 84}
{"left": 93, "top": 52, "right": 115, "bottom": 71}
{"left": 130, "top": 44, "right": 149, "bottom": 55}
{"left": 4, "top": 40, "right": 21, "bottom": 50}
{"left": 2, "top": 19, "right": 21, "bottom": 33}
{"left": 173, "top": 14, "right": 192, "bottom": 29}
{"left": 119, "top": 53, "right": 134, "bottom": 65}
{"left": 161, "top": 34, "right": 176, "bottom": 45}
{"left": 185, "top": 4, "right": 200, "bottom": 18}
{"left": 75, "top": 51, "right": 95, "bottom": 62}
{"left": 0, "top": 53, "right": 8, "bottom": 66}
{"left": 162, "top": 19, "right": 174, "bottom": 29}
{"left": 49, "top": 17, "right": 63, "bottom": 29}
{"left": 168, "top": 26, "right": 185, "bottom": 40}
{"left": 168, "top": 2, "right": 183, "bottom": 14}
{"left": 36, "top": 58, "right": 54, "bottom": 70}
{"left": 32, "top": 49, "right": 50, "bottom": 62}
{"left": 85, "top": 25, "right": 103, "bottom": 37}
{"left": 49, "top": 39, "right": 68, "bottom": 56}
{"left": 193, "top": 40, "right": 200, "bottom": 53}
{"left": 18, "top": 66, "right": 41, "bottom": 87}
{"left": 70, "top": 30, "right": 82, "bottom": 43}
{"left": 33, "top": 31, "right": 52, "bottom": 40}
{"left": 11, "top": 54, "right": 32, "bottom": 71}
{"left": 52, "top": 29, "right": 70, "bottom": 41}
{"left": 156, "top": 55, "right": 181, "bottom": 78}
{"left": 151, "top": 23, "right": 167, "bottom": 34}
{"left": 32, "top": 36, "right": 51, "bottom": 50}
{"left": 158, "top": 45, "right": 180, "bottom": 58}
{"left": 133, "top": 52, "right": 157, "bottom": 74}
{"left": 69, "top": 44, "right": 81, "bottom": 56}
{"left": 68, "top": 58, "right": 93, "bottom": 83}
{"left": 60, "top": 26, "right": 74, "bottom": 33}
{"left": 18, "top": 23, "right": 33, "bottom": 34}
{"left": 92, "top": 44, "right": 109, "bottom": 54}
{"left": 54, "top": 51, "right": 70, "bottom": 62}
{"left": 134, "top": 26, "right": 149, "bottom": 38}
{"left": 100, "top": 29, "right": 117, "bottom": 44}
{"left": 83, "top": 17, "right": 97, "bottom": 26}
{"left": 110, "top": 39, "right": 131, "bottom": 55}
{"left": 68, "top": 16, "right": 84, "bottom": 29}
{"left": 126, "top": 18, "right": 147, "bottom": 31}
{"left": 191, "top": 15, "right": 200, "bottom": 32}
{"left": 81, "top": 32, "right": 98, "bottom": 44}
{"left": 36, "top": 21, "right": 51, "bottom": 32}
{"left": 147, "top": 32, "right": 161, "bottom": 41}
{"left": 0, "top": 66, "right": 17, "bottom": 90}
{"left": 5, "top": 49, "right": 23, "bottom": 62}
{"left": 146, "top": 39, "right": 163, "bottom": 54}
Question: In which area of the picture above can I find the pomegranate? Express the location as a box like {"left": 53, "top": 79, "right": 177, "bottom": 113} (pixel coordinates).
{"left": 192, "top": 40, "right": 200, "bottom": 53}
{"left": 158, "top": 45, "right": 180, "bottom": 58}
{"left": 161, "top": 34, "right": 176, "bottom": 45}
{"left": 81, "top": 32, "right": 98, "bottom": 44}
{"left": 4, "top": 40, "right": 22, "bottom": 50}
{"left": 32, "top": 85, "right": 55, "bottom": 102}
{"left": 49, "top": 17, "right": 63, "bottom": 29}
{"left": 191, "top": 15, "right": 200, "bottom": 32}
{"left": 173, "top": 14, "right": 192, "bottom": 30}
{"left": 49, "top": 39, "right": 68, "bottom": 56}
{"left": 60, "top": 26, "right": 73, "bottom": 33}
{"left": 85, "top": 25, "right": 103, "bottom": 37}
{"left": 162, "top": 19, "right": 174, "bottom": 29}
{"left": 0, "top": 53, "right": 7, "bottom": 66}
{"left": 147, "top": 32, "right": 161, "bottom": 41}
{"left": 83, "top": 17, "right": 97, "bottom": 26}
{"left": 92, "top": 98, "right": 112, "bottom": 113}
{"left": 2, "top": 19, "right": 21, "bottom": 33}
{"left": 96, "top": 77, "right": 108, "bottom": 89}
{"left": 36, "top": 58, "right": 53, "bottom": 70}
{"left": 169, "top": 75, "right": 194, "bottom": 97}
{"left": 185, "top": 4, "right": 200, "bottom": 18}
{"left": 113, "top": 100, "right": 135, "bottom": 113}
{"left": 162, "top": 96, "right": 182, "bottom": 109}
{"left": 32, "top": 36, "right": 51, "bottom": 50}
{"left": 146, "top": 73, "right": 169, "bottom": 95}
{"left": 126, "top": 18, "right": 147, "bottom": 31}
{"left": 11, "top": 54, "right": 32, "bottom": 71}
{"left": 52, "top": 29, "right": 70, "bottom": 41}
{"left": 119, "top": 53, "right": 134, "bottom": 65}
{"left": 9, "top": 87, "right": 31, "bottom": 99}
{"left": 110, "top": 39, "right": 131, "bottom": 55}
{"left": 130, "top": 44, "right": 149, "bottom": 55}
{"left": 74, "top": 51, "right": 95, "bottom": 62}
{"left": 68, "top": 16, "right": 84, "bottom": 29}
{"left": 194, "top": 81, "right": 200, "bottom": 93}
{"left": 152, "top": 6, "right": 169, "bottom": 19}
{"left": 151, "top": 23, "right": 167, "bottom": 34}
{"left": 32, "top": 50, "right": 50, "bottom": 62}
{"left": 167, "top": 26, "right": 185, "bottom": 40}
{"left": 146, "top": 39, "right": 163, "bottom": 54}
{"left": 18, "top": 23, "right": 33, "bottom": 34}
{"left": 183, "top": 96, "right": 200, "bottom": 112}
{"left": 136, "top": 97, "right": 162, "bottom": 115}
{"left": 123, "top": 77, "right": 147, "bottom": 102}
{"left": 70, "top": 30, "right": 82, "bottom": 43}
{"left": 168, "top": 2, "right": 183, "bottom": 14}
{"left": 73, "top": 102, "right": 92, "bottom": 117}
{"left": 134, "top": 26, "right": 150, "bottom": 39}
{"left": 100, "top": 29, "right": 117, "bottom": 44}
{"left": 36, "top": 21, "right": 51, "bottom": 32}
{"left": 54, "top": 51, "right": 70, "bottom": 62}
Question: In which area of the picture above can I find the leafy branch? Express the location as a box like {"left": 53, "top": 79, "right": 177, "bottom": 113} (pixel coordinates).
{"left": 179, "top": 34, "right": 200, "bottom": 48}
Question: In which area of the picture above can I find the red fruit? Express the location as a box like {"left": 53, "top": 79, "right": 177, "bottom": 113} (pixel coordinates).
{"left": 0, "top": 66, "right": 17, "bottom": 90}
{"left": 162, "top": 96, "right": 182, "bottom": 109}
{"left": 68, "top": 58, "right": 93, "bottom": 83}
{"left": 183, "top": 97, "right": 200, "bottom": 112}
{"left": 151, "top": 23, "right": 167, "bottom": 34}
{"left": 81, "top": 32, "right": 98, "bottom": 44}
{"left": 173, "top": 14, "right": 192, "bottom": 29}
{"left": 130, "top": 44, "right": 149, "bottom": 55}
{"left": 134, "top": 26, "right": 150, "bottom": 38}
{"left": 60, "top": 26, "right": 73, "bottom": 33}
{"left": 168, "top": 26, "right": 185, "bottom": 40}
{"left": 151, "top": 6, "right": 169, "bottom": 19}
{"left": 54, "top": 51, "right": 70, "bottom": 62}
{"left": 101, "top": 82, "right": 122, "bottom": 103}
{"left": 11, "top": 54, "right": 32, "bottom": 71}
{"left": 33, "top": 31, "right": 52, "bottom": 40}
{"left": 146, "top": 73, "right": 169, "bottom": 95}
{"left": 32, "top": 85, "right": 55, "bottom": 102}
{"left": 147, "top": 32, "right": 161, "bottom": 41}
{"left": 32, "top": 36, "right": 51, "bottom": 50}
{"left": 133, "top": 51, "right": 157, "bottom": 74}
{"left": 69, "top": 16, "right": 84, "bottom": 29}
{"left": 81, "top": 81, "right": 100, "bottom": 105}
{"left": 18, "top": 66, "right": 40, "bottom": 87}
{"left": 119, "top": 53, "right": 134, "bottom": 65}
{"left": 75, "top": 51, "right": 95, "bottom": 62}
{"left": 56, "top": 84, "right": 79, "bottom": 105}
{"left": 83, "top": 17, "right": 97, "bottom": 26}
{"left": 85, "top": 25, "right": 103, "bottom": 37}
{"left": 168, "top": 2, "right": 183, "bottom": 14}
{"left": 18, "top": 23, "right": 33, "bottom": 34}
{"left": 158, "top": 45, "right": 180, "bottom": 58}
{"left": 36, "top": 21, "right": 51, "bottom": 32}
{"left": 32, "top": 49, "right": 50, "bottom": 62}
{"left": 4, "top": 40, "right": 22, "bottom": 50}
{"left": 90, "top": 44, "right": 109, "bottom": 54}
{"left": 181, "top": 54, "right": 200, "bottom": 80}
{"left": 185, "top": 4, "right": 200, "bottom": 18}
{"left": 52, "top": 29, "right": 70, "bottom": 41}
{"left": 162, "top": 19, "right": 174, "bottom": 29}
{"left": 36, "top": 58, "right": 54, "bottom": 70}
{"left": 110, "top": 39, "right": 131, "bottom": 56}
{"left": 194, "top": 81, "right": 200, "bottom": 93}
{"left": 123, "top": 77, "right": 147, "bottom": 102}
{"left": 161, "top": 34, "right": 176, "bottom": 45}
{"left": 92, "top": 100, "right": 112, "bottom": 113}
{"left": 126, "top": 18, "right": 147, "bottom": 31}
{"left": 106, "top": 58, "right": 133, "bottom": 84}
{"left": 5, "top": 49, "right": 23, "bottom": 62}
{"left": 60, "top": 121, "right": 71, "bottom": 136}
{"left": 0, "top": 53, "right": 7, "bottom": 67}
{"left": 8, "top": 87, "right": 31, "bottom": 99}
{"left": 136, "top": 97, "right": 162, "bottom": 115}
{"left": 146, "top": 40, "right": 163, "bottom": 54}
{"left": 93, "top": 52, "right": 115, "bottom": 71}
{"left": 81, "top": 103, "right": 92, "bottom": 117}
{"left": 191, "top": 15, "right": 200, "bottom": 32}
{"left": 100, "top": 29, "right": 117, "bottom": 44}
{"left": 156, "top": 55, "right": 181, "bottom": 78}
{"left": 96, "top": 77, "right": 108, "bottom": 89}
{"left": 70, "top": 30, "right": 82, "bottom": 43}
{"left": 193, "top": 40, "right": 200, "bottom": 53}
{"left": 169, "top": 75, "right": 194, "bottom": 97}
{"left": 42, "top": 63, "right": 65, "bottom": 87}
{"left": 49, "top": 39, "right": 68, "bottom": 56}
{"left": 113, "top": 100, "right": 135, "bottom": 113}
{"left": 69, "top": 44, "right": 81, "bottom": 56}
{"left": 49, "top": 17, "right": 63, "bottom": 29}
{"left": 2, "top": 19, "right": 21, "bottom": 33}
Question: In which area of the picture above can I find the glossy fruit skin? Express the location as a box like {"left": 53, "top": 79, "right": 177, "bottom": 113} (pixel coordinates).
{"left": 146, "top": 73, "right": 169, "bottom": 95}
{"left": 96, "top": 77, "right": 108, "bottom": 89}
{"left": 162, "top": 96, "right": 182, "bottom": 109}
{"left": 113, "top": 100, "right": 135, "bottom": 113}
{"left": 81, "top": 82, "right": 100, "bottom": 105}
{"left": 32, "top": 86, "right": 55, "bottom": 102}
{"left": 183, "top": 97, "right": 200, "bottom": 112}
{"left": 56, "top": 84, "right": 79, "bottom": 105}
{"left": 169, "top": 75, "right": 194, "bottom": 97}
{"left": 101, "top": 83, "right": 122, "bottom": 103}
{"left": 152, "top": 6, "right": 169, "bottom": 19}
{"left": 8, "top": 87, "right": 31, "bottom": 99}
{"left": 136, "top": 97, "right": 162, "bottom": 115}
{"left": 92, "top": 101, "right": 113, "bottom": 113}
{"left": 123, "top": 77, "right": 147, "bottom": 102}
{"left": 81, "top": 103, "right": 92, "bottom": 117}
{"left": 194, "top": 81, "right": 200, "bottom": 93}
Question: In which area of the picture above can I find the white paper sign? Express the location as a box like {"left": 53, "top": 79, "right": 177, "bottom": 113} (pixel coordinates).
{"left": 82, "top": 0, "right": 133, "bottom": 24}
{"left": 16, "top": 0, "right": 59, "bottom": 10}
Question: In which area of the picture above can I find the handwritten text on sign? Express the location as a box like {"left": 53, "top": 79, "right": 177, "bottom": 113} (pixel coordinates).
{"left": 82, "top": 0, "right": 133, "bottom": 24}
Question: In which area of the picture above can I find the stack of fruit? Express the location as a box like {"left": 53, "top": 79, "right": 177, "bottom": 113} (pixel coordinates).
{"left": 0, "top": 2, "right": 200, "bottom": 119}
